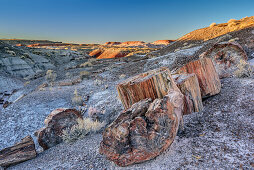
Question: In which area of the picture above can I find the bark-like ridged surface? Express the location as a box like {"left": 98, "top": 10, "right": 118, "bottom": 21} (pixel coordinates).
{"left": 173, "top": 73, "right": 203, "bottom": 115}
{"left": 0, "top": 136, "right": 36, "bottom": 167}
{"left": 177, "top": 57, "right": 221, "bottom": 98}
{"left": 200, "top": 42, "right": 248, "bottom": 78}
{"left": 100, "top": 91, "right": 183, "bottom": 167}
{"left": 117, "top": 67, "right": 180, "bottom": 109}
{"left": 37, "top": 108, "right": 82, "bottom": 150}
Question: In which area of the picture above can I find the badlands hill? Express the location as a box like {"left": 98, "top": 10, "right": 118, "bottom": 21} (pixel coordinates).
{"left": 0, "top": 16, "right": 253, "bottom": 169}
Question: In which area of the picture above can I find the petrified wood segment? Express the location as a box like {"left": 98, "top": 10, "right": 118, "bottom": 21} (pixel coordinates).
{"left": 99, "top": 90, "right": 183, "bottom": 167}
{"left": 117, "top": 67, "right": 180, "bottom": 109}
{"left": 173, "top": 73, "right": 203, "bottom": 115}
{"left": 0, "top": 136, "right": 36, "bottom": 167}
{"left": 200, "top": 42, "right": 248, "bottom": 78}
{"left": 177, "top": 57, "right": 221, "bottom": 98}
{"left": 37, "top": 108, "right": 82, "bottom": 150}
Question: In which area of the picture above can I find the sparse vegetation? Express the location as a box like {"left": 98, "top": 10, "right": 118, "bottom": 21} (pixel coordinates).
{"left": 45, "top": 69, "right": 57, "bottom": 87}
{"left": 80, "top": 70, "right": 91, "bottom": 80}
{"left": 62, "top": 118, "right": 105, "bottom": 143}
{"left": 234, "top": 59, "right": 253, "bottom": 78}
{"left": 72, "top": 88, "right": 83, "bottom": 106}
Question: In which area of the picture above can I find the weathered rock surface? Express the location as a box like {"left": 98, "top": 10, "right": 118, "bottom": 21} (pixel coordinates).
{"left": 0, "top": 136, "right": 36, "bottom": 167}
{"left": 200, "top": 42, "right": 248, "bottom": 78}
{"left": 37, "top": 108, "right": 83, "bottom": 150}
{"left": 120, "top": 41, "right": 145, "bottom": 46}
{"left": 117, "top": 67, "right": 180, "bottom": 109}
{"left": 100, "top": 90, "right": 183, "bottom": 167}
{"left": 173, "top": 73, "right": 203, "bottom": 114}
{"left": 177, "top": 57, "right": 221, "bottom": 98}
{"left": 104, "top": 42, "right": 121, "bottom": 46}
{"left": 152, "top": 40, "right": 174, "bottom": 45}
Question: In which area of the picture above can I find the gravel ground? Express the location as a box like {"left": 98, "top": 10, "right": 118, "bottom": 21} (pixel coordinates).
{"left": 7, "top": 77, "right": 254, "bottom": 170}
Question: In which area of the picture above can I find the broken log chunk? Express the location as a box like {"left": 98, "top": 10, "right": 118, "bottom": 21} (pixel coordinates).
{"left": 173, "top": 73, "right": 203, "bottom": 115}
{"left": 117, "top": 67, "right": 180, "bottom": 109}
{"left": 177, "top": 57, "right": 221, "bottom": 98}
{"left": 200, "top": 42, "right": 248, "bottom": 78}
{"left": 0, "top": 136, "right": 36, "bottom": 167}
{"left": 100, "top": 90, "right": 184, "bottom": 167}
{"left": 37, "top": 108, "right": 83, "bottom": 150}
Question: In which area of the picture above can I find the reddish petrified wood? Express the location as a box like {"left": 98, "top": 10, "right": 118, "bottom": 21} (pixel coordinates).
{"left": 177, "top": 57, "right": 221, "bottom": 98}
{"left": 0, "top": 136, "right": 36, "bottom": 167}
{"left": 37, "top": 108, "right": 82, "bottom": 150}
{"left": 117, "top": 67, "right": 180, "bottom": 109}
{"left": 200, "top": 42, "right": 248, "bottom": 78}
{"left": 99, "top": 90, "right": 183, "bottom": 167}
{"left": 173, "top": 73, "right": 203, "bottom": 115}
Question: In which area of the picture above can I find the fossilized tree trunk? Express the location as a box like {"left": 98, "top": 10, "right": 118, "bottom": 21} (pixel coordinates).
{"left": 117, "top": 67, "right": 180, "bottom": 109}
{"left": 0, "top": 136, "right": 36, "bottom": 167}
{"left": 173, "top": 73, "right": 203, "bottom": 115}
{"left": 100, "top": 90, "right": 184, "bottom": 167}
{"left": 177, "top": 57, "right": 221, "bottom": 98}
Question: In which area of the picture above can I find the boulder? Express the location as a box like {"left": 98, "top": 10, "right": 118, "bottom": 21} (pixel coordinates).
{"left": 177, "top": 57, "right": 221, "bottom": 98}
{"left": 117, "top": 67, "right": 180, "bottom": 109}
{"left": 200, "top": 42, "right": 248, "bottom": 78}
{"left": 37, "top": 108, "right": 82, "bottom": 150}
{"left": 100, "top": 90, "right": 184, "bottom": 167}
{"left": 0, "top": 136, "right": 36, "bottom": 167}
{"left": 173, "top": 73, "right": 203, "bottom": 115}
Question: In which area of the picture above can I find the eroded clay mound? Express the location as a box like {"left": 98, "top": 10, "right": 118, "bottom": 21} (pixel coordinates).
{"left": 100, "top": 90, "right": 183, "bottom": 167}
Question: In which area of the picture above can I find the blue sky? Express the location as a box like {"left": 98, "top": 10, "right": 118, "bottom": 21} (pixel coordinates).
{"left": 0, "top": 0, "right": 253, "bottom": 43}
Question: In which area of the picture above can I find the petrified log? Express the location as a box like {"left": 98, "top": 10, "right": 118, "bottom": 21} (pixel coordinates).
{"left": 37, "top": 108, "right": 82, "bottom": 150}
{"left": 177, "top": 57, "right": 221, "bottom": 98}
{"left": 100, "top": 90, "right": 184, "bottom": 167}
{"left": 117, "top": 67, "right": 180, "bottom": 109}
{"left": 200, "top": 42, "right": 248, "bottom": 78}
{"left": 0, "top": 136, "right": 36, "bottom": 167}
{"left": 173, "top": 73, "right": 203, "bottom": 115}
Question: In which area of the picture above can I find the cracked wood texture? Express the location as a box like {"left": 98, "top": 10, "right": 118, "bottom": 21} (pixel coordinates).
{"left": 173, "top": 73, "right": 203, "bottom": 115}
{"left": 117, "top": 67, "right": 180, "bottom": 109}
{"left": 100, "top": 90, "right": 183, "bottom": 167}
{"left": 37, "top": 108, "right": 83, "bottom": 150}
{"left": 177, "top": 57, "right": 221, "bottom": 98}
{"left": 0, "top": 136, "right": 36, "bottom": 167}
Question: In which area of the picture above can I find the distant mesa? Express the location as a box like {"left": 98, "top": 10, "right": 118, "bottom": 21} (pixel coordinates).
{"left": 104, "top": 42, "right": 121, "bottom": 46}
{"left": 89, "top": 48, "right": 128, "bottom": 59}
{"left": 27, "top": 43, "right": 74, "bottom": 47}
{"left": 152, "top": 40, "right": 175, "bottom": 45}
{"left": 120, "top": 41, "right": 145, "bottom": 46}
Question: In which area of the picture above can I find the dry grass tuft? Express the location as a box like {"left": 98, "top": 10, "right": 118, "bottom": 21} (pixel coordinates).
{"left": 72, "top": 88, "right": 83, "bottom": 106}
{"left": 62, "top": 118, "right": 105, "bottom": 143}
{"left": 45, "top": 70, "right": 57, "bottom": 87}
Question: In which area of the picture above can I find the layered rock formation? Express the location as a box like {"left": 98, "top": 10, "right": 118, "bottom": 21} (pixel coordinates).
{"left": 152, "top": 40, "right": 174, "bottom": 45}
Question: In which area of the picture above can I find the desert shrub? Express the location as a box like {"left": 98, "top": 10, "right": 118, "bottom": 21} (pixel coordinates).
{"left": 119, "top": 74, "right": 126, "bottom": 79}
{"left": 45, "top": 70, "right": 57, "bottom": 86}
{"left": 65, "top": 72, "right": 72, "bottom": 79}
{"left": 72, "top": 88, "right": 83, "bottom": 106}
{"left": 62, "top": 118, "right": 105, "bottom": 143}
{"left": 6, "top": 50, "right": 16, "bottom": 56}
{"left": 80, "top": 71, "right": 91, "bottom": 80}
{"left": 80, "top": 61, "right": 93, "bottom": 67}
{"left": 234, "top": 59, "right": 253, "bottom": 78}
{"left": 210, "top": 22, "right": 217, "bottom": 27}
